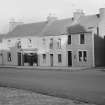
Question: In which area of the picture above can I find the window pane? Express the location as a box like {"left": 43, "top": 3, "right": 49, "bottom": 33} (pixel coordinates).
{"left": 83, "top": 51, "right": 87, "bottom": 62}
{"left": 80, "top": 34, "right": 85, "bottom": 44}
{"left": 7, "top": 52, "right": 12, "bottom": 62}
{"left": 79, "top": 51, "right": 82, "bottom": 62}
{"left": 58, "top": 54, "right": 62, "bottom": 63}
{"left": 68, "top": 35, "right": 71, "bottom": 44}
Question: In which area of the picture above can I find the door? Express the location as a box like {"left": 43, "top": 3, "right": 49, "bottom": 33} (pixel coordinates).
{"left": 33, "top": 53, "right": 38, "bottom": 66}
{"left": 50, "top": 54, "right": 53, "bottom": 66}
{"left": 68, "top": 51, "right": 72, "bottom": 66}
{"left": 18, "top": 53, "right": 21, "bottom": 66}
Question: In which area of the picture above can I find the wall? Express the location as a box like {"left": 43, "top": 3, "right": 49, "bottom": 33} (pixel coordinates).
{"left": 94, "top": 34, "right": 105, "bottom": 66}
{"left": 3, "top": 47, "right": 18, "bottom": 66}
{"left": 67, "top": 32, "right": 94, "bottom": 67}
{"left": 2, "top": 35, "right": 68, "bottom": 67}
{"left": 99, "top": 8, "right": 105, "bottom": 37}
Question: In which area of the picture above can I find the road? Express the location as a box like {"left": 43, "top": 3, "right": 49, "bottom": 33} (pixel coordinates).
{"left": 0, "top": 67, "right": 104, "bottom": 105}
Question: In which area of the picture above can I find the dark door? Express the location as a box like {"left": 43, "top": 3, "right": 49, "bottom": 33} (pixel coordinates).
{"left": 18, "top": 53, "right": 21, "bottom": 66}
{"left": 50, "top": 54, "right": 53, "bottom": 66}
{"left": 33, "top": 53, "right": 38, "bottom": 66}
{"left": 68, "top": 51, "right": 72, "bottom": 66}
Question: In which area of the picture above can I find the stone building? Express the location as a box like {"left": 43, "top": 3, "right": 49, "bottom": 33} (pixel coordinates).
{"left": 0, "top": 8, "right": 105, "bottom": 67}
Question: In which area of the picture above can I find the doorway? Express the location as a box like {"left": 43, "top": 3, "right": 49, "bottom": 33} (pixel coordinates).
{"left": 18, "top": 53, "right": 21, "bottom": 66}
{"left": 68, "top": 51, "right": 72, "bottom": 66}
{"left": 50, "top": 54, "right": 53, "bottom": 66}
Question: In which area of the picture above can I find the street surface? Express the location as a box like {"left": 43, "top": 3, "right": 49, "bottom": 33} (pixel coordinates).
{"left": 0, "top": 87, "right": 94, "bottom": 105}
{"left": 0, "top": 67, "right": 104, "bottom": 105}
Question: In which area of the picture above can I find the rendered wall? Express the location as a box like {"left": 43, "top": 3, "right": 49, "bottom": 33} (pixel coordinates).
{"left": 94, "top": 35, "right": 105, "bottom": 66}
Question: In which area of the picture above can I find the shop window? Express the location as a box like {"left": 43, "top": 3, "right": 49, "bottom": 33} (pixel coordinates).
{"left": 7, "top": 52, "right": 12, "bottom": 62}
{"left": 58, "top": 54, "right": 62, "bottom": 63}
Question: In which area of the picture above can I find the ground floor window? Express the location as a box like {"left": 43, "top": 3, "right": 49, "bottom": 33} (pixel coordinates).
{"left": 78, "top": 51, "right": 87, "bottom": 62}
{"left": 42, "top": 54, "right": 46, "bottom": 63}
{"left": 7, "top": 52, "right": 12, "bottom": 62}
{"left": 58, "top": 54, "right": 62, "bottom": 63}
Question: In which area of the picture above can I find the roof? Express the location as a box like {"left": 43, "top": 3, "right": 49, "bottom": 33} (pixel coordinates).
{"left": 5, "top": 21, "right": 47, "bottom": 38}
{"left": 0, "top": 34, "right": 5, "bottom": 42}
{"left": 67, "top": 24, "right": 88, "bottom": 34}
{"left": 4, "top": 14, "right": 100, "bottom": 38}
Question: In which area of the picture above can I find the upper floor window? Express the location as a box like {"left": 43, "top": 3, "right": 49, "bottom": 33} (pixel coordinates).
{"left": 57, "top": 38, "right": 61, "bottom": 49}
{"left": 68, "top": 35, "right": 71, "bottom": 44}
{"left": 80, "top": 33, "right": 85, "bottom": 44}
{"left": 42, "top": 38, "right": 46, "bottom": 45}
{"left": 7, "top": 40, "right": 11, "bottom": 47}
{"left": 49, "top": 38, "right": 53, "bottom": 49}
{"left": 28, "top": 38, "right": 32, "bottom": 47}
{"left": 17, "top": 40, "right": 21, "bottom": 49}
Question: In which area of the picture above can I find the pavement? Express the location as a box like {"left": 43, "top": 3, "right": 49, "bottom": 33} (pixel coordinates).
{"left": 0, "top": 87, "right": 95, "bottom": 105}
{"left": 0, "top": 65, "right": 94, "bottom": 71}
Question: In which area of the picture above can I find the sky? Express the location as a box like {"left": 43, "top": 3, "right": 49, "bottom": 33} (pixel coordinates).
{"left": 0, "top": 0, "right": 105, "bottom": 33}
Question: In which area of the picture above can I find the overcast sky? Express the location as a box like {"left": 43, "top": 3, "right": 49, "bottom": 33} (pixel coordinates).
{"left": 0, "top": 0, "right": 105, "bottom": 33}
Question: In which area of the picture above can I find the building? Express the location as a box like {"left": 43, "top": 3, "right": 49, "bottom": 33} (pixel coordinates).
{"left": 0, "top": 8, "right": 105, "bottom": 68}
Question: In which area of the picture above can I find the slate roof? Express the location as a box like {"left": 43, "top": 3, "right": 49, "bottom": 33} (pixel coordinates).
{"left": 67, "top": 24, "right": 87, "bottom": 34}
{"left": 0, "top": 34, "right": 5, "bottom": 42}
{"left": 4, "top": 14, "right": 100, "bottom": 38}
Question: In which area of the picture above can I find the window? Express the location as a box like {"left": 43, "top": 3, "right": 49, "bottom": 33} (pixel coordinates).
{"left": 49, "top": 38, "right": 53, "bottom": 49}
{"left": 80, "top": 33, "right": 85, "bottom": 44}
{"left": 17, "top": 39, "right": 21, "bottom": 49}
{"left": 42, "top": 38, "right": 46, "bottom": 45}
{"left": 79, "top": 51, "right": 82, "bottom": 62}
{"left": 57, "top": 38, "right": 61, "bottom": 49}
{"left": 83, "top": 51, "right": 87, "bottom": 62}
{"left": 68, "top": 35, "right": 71, "bottom": 44}
{"left": 43, "top": 54, "right": 46, "bottom": 63}
{"left": 7, "top": 40, "right": 11, "bottom": 47}
{"left": 78, "top": 51, "right": 87, "bottom": 62}
{"left": 58, "top": 54, "right": 62, "bottom": 63}
{"left": 28, "top": 38, "right": 32, "bottom": 47}
{"left": 7, "top": 52, "right": 12, "bottom": 62}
